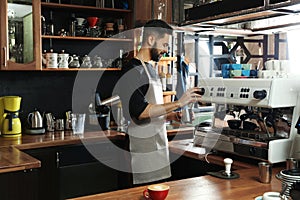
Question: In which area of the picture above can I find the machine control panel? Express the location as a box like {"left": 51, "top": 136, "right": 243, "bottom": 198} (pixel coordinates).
{"left": 198, "top": 78, "right": 298, "bottom": 107}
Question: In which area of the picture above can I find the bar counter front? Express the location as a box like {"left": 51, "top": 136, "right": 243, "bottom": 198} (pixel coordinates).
{"left": 0, "top": 128, "right": 285, "bottom": 200}
{"left": 68, "top": 167, "right": 282, "bottom": 200}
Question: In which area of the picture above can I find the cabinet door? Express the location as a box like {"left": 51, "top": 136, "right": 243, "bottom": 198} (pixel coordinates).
{"left": 135, "top": 0, "right": 172, "bottom": 26}
{"left": 0, "top": 0, "right": 41, "bottom": 70}
{"left": 0, "top": 169, "right": 39, "bottom": 200}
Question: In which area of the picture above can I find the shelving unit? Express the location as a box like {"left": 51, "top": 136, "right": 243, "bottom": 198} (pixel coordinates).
{"left": 40, "top": 0, "right": 134, "bottom": 71}
{"left": 42, "top": 35, "right": 133, "bottom": 42}
{"left": 41, "top": 2, "right": 132, "bottom": 13}
{"left": 42, "top": 67, "right": 121, "bottom": 71}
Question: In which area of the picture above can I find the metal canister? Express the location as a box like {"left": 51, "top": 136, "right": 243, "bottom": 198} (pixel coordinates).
{"left": 286, "top": 158, "right": 298, "bottom": 170}
{"left": 65, "top": 111, "right": 72, "bottom": 130}
{"left": 55, "top": 119, "right": 64, "bottom": 131}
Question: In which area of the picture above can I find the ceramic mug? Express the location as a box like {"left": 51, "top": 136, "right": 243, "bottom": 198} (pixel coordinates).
{"left": 45, "top": 53, "right": 58, "bottom": 68}
{"left": 143, "top": 184, "right": 169, "bottom": 200}
{"left": 262, "top": 192, "right": 281, "bottom": 200}
{"left": 58, "top": 53, "right": 73, "bottom": 68}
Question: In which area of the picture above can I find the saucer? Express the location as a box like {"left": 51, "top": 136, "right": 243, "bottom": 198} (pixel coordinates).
{"left": 254, "top": 196, "right": 262, "bottom": 200}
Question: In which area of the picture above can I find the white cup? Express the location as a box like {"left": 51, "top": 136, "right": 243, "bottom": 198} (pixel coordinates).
{"left": 71, "top": 113, "right": 86, "bottom": 134}
{"left": 265, "top": 60, "right": 274, "bottom": 70}
{"left": 280, "top": 60, "right": 290, "bottom": 72}
{"left": 262, "top": 192, "right": 281, "bottom": 200}
{"left": 46, "top": 53, "right": 58, "bottom": 68}
{"left": 258, "top": 70, "right": 274, "bottom": 79}
{"left": 273, "top": 60, "right": 280, "bottom": 71}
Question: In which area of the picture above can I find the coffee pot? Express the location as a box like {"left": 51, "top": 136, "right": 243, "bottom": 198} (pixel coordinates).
{"left": 69, "top": 55, "right": 81, "bottom": 68}
{"left": 58, "top": 50, "right": 73, "bottom": 68}
{"left": 1, "top": 96, "right": 22, "bottom": 137}
{"left": 27, "top": 109, "right": 43, "bottom": 129}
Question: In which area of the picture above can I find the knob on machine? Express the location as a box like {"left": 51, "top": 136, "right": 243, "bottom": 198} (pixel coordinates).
{"left": 196, "top": 88, "right": 205, "bottom": 95}
{"left": 253, "top": 90, "right": 267, "bottom": 100}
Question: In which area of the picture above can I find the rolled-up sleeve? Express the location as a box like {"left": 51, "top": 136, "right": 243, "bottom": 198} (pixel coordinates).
{"left": 119, "top": 59, "right": 149, "bottom": 122}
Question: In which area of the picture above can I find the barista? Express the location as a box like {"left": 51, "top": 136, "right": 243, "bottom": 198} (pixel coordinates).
{"left": 118, "top": 20, "right": 202, "bottom": 185}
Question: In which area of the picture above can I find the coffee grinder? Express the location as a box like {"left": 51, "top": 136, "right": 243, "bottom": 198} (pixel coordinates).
{"left": 0, "top": 96, "right": 22, "bottom": 137}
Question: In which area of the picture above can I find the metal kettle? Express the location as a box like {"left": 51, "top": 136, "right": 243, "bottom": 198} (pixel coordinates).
{"left": 28, "top": 110, "right": 43, "bottom": 129}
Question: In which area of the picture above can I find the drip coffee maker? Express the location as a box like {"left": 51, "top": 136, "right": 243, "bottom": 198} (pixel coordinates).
{"left": 0, "top": 96, "right": 22, "bottom": 137}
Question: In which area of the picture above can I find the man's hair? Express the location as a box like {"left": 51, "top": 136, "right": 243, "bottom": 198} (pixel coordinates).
{"left": 142, "top": 19, "right": 173, "bottom": 44}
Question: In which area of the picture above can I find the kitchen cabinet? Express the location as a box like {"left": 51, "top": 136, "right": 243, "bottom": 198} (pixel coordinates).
{"left": 40, "top": 0, "right": 134, "bottom": 70}
{"left": 135, "top": 0, "right": 173, "bottom": 26}
{"left": 24, "top": 141, "right": 125, "bottom": 200}
{"left": 0, "top": 168, "right": 39, "bottom": 200}
{"left": 0, "top": 0, "right": 41, "bottom": 70}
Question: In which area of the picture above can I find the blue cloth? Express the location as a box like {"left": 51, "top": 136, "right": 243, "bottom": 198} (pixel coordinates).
{"left": 175, "top": 56, "right": 189, "bottom": 100}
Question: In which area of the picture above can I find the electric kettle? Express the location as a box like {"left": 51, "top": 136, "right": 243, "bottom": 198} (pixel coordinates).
{"left": 28, "top": 110, "right": 43, "bottom": 129}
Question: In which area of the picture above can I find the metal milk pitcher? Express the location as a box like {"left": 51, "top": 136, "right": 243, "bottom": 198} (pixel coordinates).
{"left": 45, "top": 113, "right": 55, "bottom": 132}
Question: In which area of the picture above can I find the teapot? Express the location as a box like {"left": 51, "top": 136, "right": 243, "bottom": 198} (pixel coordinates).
{"left": 81, "top": 55, "right": 92, "bottom": 68}
{"left": 93, "top": 55, "right": 103, "bottom": 68}
{"left": 28, "top": 110, "right": 43, "bottom": 129}
{"left": 69, "top": 55, "right": 80, "bottom": 68}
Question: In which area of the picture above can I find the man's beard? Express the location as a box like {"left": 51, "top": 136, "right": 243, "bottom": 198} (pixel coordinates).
{"left": 150, "top": 42, "right": 162, "bottom": 62}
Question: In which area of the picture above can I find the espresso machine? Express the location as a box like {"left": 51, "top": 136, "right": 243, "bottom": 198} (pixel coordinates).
{"left": 194, "top": 77, "right": 300, "bottom": 164}
{"left": 0, "top": 96, "right": 22, "bottom": 137}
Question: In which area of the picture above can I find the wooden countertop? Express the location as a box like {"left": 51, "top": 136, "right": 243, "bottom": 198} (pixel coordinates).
{"left": 0, "top": 130, "right": 125, "bottom": 173}
{"left": 68, "top": 167, "right": 283, "bottom": 200}
{"left": 0, "top": 127, "right": 193, "bottom": 174}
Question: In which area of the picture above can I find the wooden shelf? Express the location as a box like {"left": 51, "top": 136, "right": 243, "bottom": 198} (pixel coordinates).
{"left": 42, "top": 68, "right": 121, "bottom": 71}
{"left": 160, "top": 57, "right": 177, "bottom": 62}
{"left": 41, "top": 2, "right": 132, "bottom": 13}
{"left": 163, "top": 91, "right": 176, "bottom": 96}
{"left": 158, "top": 56, "right": 177, "bottom": 67}
{"left": 42, "top": 35, "right": 132, "bottom": 42}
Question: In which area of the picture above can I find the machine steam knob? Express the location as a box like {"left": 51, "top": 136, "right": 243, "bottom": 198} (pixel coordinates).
{"left": 196, "top": 87, "right": 205, "bottom": 95}
{"left": 224, "top": 158, "right": 233, "bottom": 176}
{"left": 253, "top": 90, "right": 267, "bottom": 100}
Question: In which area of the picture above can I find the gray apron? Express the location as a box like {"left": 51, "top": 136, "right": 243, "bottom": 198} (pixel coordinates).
{"left": 127, "top": 60, "right": 171, "bottom": 185}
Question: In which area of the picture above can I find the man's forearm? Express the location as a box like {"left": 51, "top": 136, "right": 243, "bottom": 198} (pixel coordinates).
{"left": 138, "top": 101, "right": 181, "bottom": 120}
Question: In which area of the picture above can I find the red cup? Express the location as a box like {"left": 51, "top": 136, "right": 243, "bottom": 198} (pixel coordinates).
{"left": 143, "top": 184, "right": 169, "bottom": 200}
{"left": 87, "top": 17, "right": 99, "bottom": 27}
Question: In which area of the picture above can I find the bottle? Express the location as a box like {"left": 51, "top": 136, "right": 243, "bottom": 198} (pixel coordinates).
{"left": 42, "top": 49, "right": 47, "bottom": 67}
{"left": 166, "top": 64, "right": 172, "bottom": 91}
{"left": 41, "top": 16, "right": 46, "bottom": 35}
{"left": 114, "top": 49, "right": 123, "bottom": 68}
{"left": 69, "top": 13, "right": 77, "bottom": 37}
{"left": 47, "top": 11, "right": 54, "bottom": 35}
{"left": 159, "top": 65, "right": 166, "bottom": 91}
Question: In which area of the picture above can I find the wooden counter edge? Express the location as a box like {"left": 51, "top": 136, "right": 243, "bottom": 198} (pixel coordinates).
{"left": 168, "top": 139, "right": 254, "bottom": 170}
